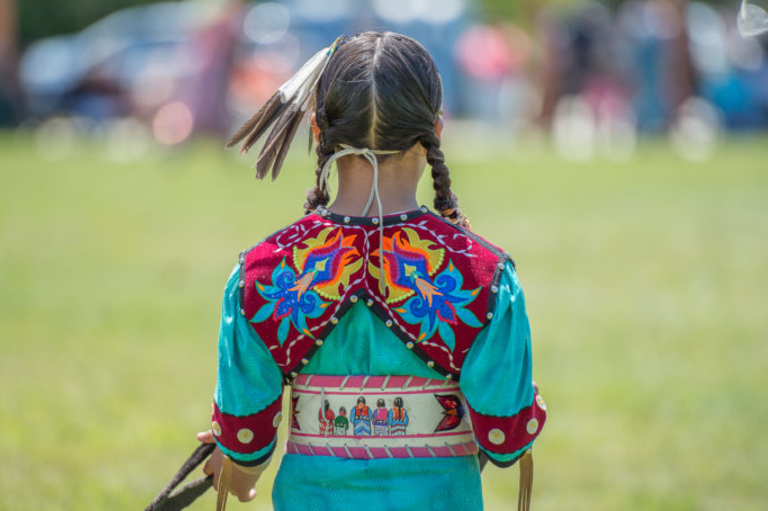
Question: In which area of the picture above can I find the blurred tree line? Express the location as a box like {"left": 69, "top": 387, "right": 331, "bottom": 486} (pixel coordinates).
{"left": 18, "top": 0, "right": 166, "bottom": 47}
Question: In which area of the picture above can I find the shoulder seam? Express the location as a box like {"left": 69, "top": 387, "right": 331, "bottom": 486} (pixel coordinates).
{"left": 425, "top": 212, "right": 516, "bottom": 319}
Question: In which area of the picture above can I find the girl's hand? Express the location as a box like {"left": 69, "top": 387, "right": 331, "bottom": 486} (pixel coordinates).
{"left": 197, "top": 431, "right": 259, "bottom": 502}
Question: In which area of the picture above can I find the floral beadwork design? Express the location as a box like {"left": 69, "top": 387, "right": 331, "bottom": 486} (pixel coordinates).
{"left": 242, "top": 212, "right": 505, "bottom": 377}
{"left": 250, "top": 228, "right": 362, "bottom": 344}
{"left": 371, "top": 229, "right": 482, "bottom": 351}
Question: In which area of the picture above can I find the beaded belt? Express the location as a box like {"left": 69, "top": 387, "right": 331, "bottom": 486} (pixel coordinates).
{"left": 286, "top": 374, "right": 478, "bottom": 459}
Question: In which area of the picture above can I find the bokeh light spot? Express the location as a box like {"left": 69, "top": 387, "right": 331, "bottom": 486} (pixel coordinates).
{"left": 152, "top": 101, "right": 194, "bottom": 146}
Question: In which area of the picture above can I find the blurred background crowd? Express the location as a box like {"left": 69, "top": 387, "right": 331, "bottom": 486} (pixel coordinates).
{"left": 0, "top": 0, "right": 766, "bottom": 160}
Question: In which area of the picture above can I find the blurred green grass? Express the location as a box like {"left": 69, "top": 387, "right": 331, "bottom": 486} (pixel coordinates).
{"left": 1, "top": 129, "right": 766, "bottom": 510}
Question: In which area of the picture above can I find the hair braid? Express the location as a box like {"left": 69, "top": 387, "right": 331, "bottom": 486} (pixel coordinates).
{"left": 303, "top": 142, "right": 334, "bottom": 214}
{"left": 420, "top": 133, "right": 470, "bottom": 229}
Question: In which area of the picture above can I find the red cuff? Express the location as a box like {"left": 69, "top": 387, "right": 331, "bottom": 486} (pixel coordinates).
{"left": 469, "top": 391, "right": 547, "bottom": 455}
{"left": 211, "top": 395, "right": 283, "bottom": 457}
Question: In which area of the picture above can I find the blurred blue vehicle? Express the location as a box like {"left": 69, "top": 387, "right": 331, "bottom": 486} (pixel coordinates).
{"left": 18, "top": 0, "right": 486, "bottom": 138}
{"left": 20, "top": 2, "right": 204, "bottom": 122}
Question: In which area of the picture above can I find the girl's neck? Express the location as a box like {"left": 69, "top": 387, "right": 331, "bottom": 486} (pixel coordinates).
{"left": 327, "top": 147, "right": 426, "bottom": 216}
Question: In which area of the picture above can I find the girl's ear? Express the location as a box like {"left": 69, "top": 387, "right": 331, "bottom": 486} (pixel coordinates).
{"left": 310, "top": 112, "right": 320, "bottom": 143}
{"left": 434, "top": 116, "right": 444, "bottom": 141}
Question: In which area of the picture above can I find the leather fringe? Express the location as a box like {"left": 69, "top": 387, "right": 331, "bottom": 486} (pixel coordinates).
{"left": 215, "top": 455, "right": 232, "bottom": 511}
{"left": 518, "top": 449, "right": 533, "bottom": 511}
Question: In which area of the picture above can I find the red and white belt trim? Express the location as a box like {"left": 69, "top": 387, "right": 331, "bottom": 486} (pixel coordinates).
{"left": 286, "top": 374, "right": 478, "bottom": 459}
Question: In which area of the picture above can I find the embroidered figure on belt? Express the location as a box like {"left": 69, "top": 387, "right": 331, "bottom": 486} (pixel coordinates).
{"left": 319, "top": 399, "right": 335, "bottom": 436}
{"left": 352, "top": 396, "right": 372, "bottom": 436}
{"left": 388, "top": 397, "right": 409, "bottom": 435}
{"left": 372, "top": 398, "right": 390, "bottom": 436}
{"left": 334, "top": 406, "right": 349, "bottom": 436}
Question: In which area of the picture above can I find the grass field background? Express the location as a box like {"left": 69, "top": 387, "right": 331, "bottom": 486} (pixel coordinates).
{"left": 1, "top": 128, "right": 766, "bottom": 510}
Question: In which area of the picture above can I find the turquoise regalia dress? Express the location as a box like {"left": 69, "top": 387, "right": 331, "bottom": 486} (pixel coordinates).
{"left": 211, "top": 207, "right": 546, "bottom": 510}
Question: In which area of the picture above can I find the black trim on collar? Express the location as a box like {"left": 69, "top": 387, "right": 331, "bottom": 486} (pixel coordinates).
{"left": 313, "top": 206, "right": 429, "bottom": 226}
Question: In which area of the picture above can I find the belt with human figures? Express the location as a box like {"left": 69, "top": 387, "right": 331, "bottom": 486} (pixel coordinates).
{"left": 286, "top": 374, "right": 478, "bottom": 459}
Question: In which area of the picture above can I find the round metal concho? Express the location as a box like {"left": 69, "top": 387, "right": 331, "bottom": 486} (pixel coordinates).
{"left": 526, "top": 418, "right": 539, "bottom": 435}
{"left": 488, "top": 428, "right": 505, "bottom": 445}
{"left": 237, "top": 428, "right": 254, "bottom": 444}
{"left": 536, "top": 394, "right": 547, "bottom": 411}
{"left": 211, "top": 421, "right": 222, "bottom": 437}
{"left": 273, "top": 411, "right": 283, "bottom": 428}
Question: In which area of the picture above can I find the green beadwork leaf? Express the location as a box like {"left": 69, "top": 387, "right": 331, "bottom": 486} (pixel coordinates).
{"left": 277, "top": 317, "right": 290, "bottom": 346}
{"left": 251, "top": 301, "right": 275, "bottom": 324}
{"left": 455, "top": 307, "right": 482, "bottom": 328}
{"left": 437, "top": 320, "right": 456, "bottom": 351}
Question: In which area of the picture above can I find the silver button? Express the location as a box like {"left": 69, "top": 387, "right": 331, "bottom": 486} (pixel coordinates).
{"left": 491, "top": 286, "right": 498, "bottom": 293}
{"left": 238, "top": 280, "right": 245, "bottom": 288}
{"left": 350, "top": 295, "right": 358, "bottom": 303}
{"left": 315, "top": 339, "right": 324, "bottom": 346}
{"left": 486, "top": 312, "right": 493, "bottom": 320}
{"left": 427, "top": 361, "right": 435, "bottom": 368}
{"left": 331, "top": 316, "right": 338, "bottom": 324}
{"left": 400, "top": 214, "right": 408, "bottom": 221}
{"left": 301, "top": 358, "right": 309, "bottom": 365}
{"left": 240, "top": 308, "right": 246, "bottom": 316}
{"left": 406, "top": 342, "right": 414, "bottom": 349}
{"left": 497, "top": 262, "right": 505, "bottom": 269}
{"left": 385, "top": 320, "right": 393, "bottom": 327}
{"left": 344, "top": 216, "right": 351, "bottom": 224}
{"left": 367, "top": 299, "right": 373, "bottom": 307}
{"left": 372, "top": 217, "right": 379, "bottom": 225}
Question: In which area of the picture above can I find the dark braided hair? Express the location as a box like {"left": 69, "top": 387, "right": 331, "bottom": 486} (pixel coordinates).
{"left": 304, "top": 142, "right": 334, "bottom": 212}
{"left": 305, "top": 31, "right": 469, "bottom": 227}
{"left": 420, "top": 132, "right": 470, "bottom": 229}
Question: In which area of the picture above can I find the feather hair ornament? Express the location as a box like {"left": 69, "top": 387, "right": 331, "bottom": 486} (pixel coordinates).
{"left": 226, "top": 37, "right": 346, "bottom": 180}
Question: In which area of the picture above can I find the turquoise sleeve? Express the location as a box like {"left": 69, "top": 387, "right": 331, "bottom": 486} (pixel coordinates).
{"left": 213, "top": 265, "right": 284, "bottom": 442}
{"left": 460, "top": 262, "right": 537, "bottom": 463}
